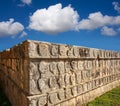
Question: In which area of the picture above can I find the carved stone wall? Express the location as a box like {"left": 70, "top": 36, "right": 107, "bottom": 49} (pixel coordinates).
{"left": 0, "top": 40, "right": 120, "bottom": 106}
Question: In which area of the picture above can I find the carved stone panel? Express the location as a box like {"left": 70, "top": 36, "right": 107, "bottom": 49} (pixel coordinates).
{"left": 50, "top": 44, "right": 59, "bottom": 58}
{"left": 38, "top": 95, "right": 47, "bottom": 106}
{"left": 57, "top": 61, "right": 65, "bottom": 74}
{"left": 38, "top": 43, "right": 50, "bottom": 57}
{"left": 59, "top": 45, "right": 68, "bottom": 58}
{"left": 49, "top": 62, "right": 58, "bottom": 75}
{"left": 78, "top": 61, "right": 84, "bottom": 71}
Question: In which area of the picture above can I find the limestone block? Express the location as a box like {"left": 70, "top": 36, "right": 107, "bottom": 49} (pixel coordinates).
{"left": 77, "top": 84, "right": 83, "bottom": 95}
{"left": 65, "top": 61, "right": 72, "bottom": 73}
{"left": 38, "top": 78, "right": 49, "bottom": 93}
{"left": 59, "top": 45, "right": 68, "bottom": 58}
{"left": 78, "top": 61, "right": 84, "bottom": 71}
{"left": 71, "top": 61, "right": 78, "bottom": 72}
{"left": 83, "top": 83, "right": 88, "bottom": 92}
{"left": 50, "top": 44, "right": 59, "bottom": 58}
{"left": 29, "top": 100, "right": 37, "bottom": 106}
{"left": 57, "top": 75, "right": 65, "bottom": 88}
{"left": 28, "top": 94, "right": 47, "bottom": 106}
{"left": 49, "top": 62, "right": 58, "bottom": 75}
{"left": 84, "top": 61, "right": 92, "bottom": 70}
{"left": 57, "top": 61, "right": 65, "bottom": 74}
{"left": 67, "top": 46, "right": 74, "bottom": 58}
{"left": 39, "top": 61, "right": 49, "bottom": 74}
{"left": 48, "top": 76, "right": 59, "bottom": 89}
{"left": 48, "top": 92, "right": 60, "bottom": 105}
{"left": 73, "top": 46, "right": 80, "bottom": 58}
{"left": 37, "top": 95, "right": 47, "bottom": 106}
{"left": 71, "top": 86, "right": 77, "bottom": 96}
{"left": 58, "top": 89, "right": 65, "bottom": 101}
{"left": 68, "top": 98, "right": 76, "bottom": 106}
{"left": 76, "top": 72, "right": 82, "bottom": 84}
{"left": 38, "top": 43, "right": 50, "bottom": 58}
{"left": 30, "top": 78, "right": 39, "bottom": 94}
{"left": 61, "top": 101, "right": 68, "bottom": 106}
{"left": 28, "top": 41, "right": 38, "bottom": 58}
{"left": 55, "top": 104, "right": 60, "bottom": 106}
{"left": 76, "top": 95, "right": 83, "bottom": 106}
{"left": 65, "top": 88, "right": 72, "bottom": 99}
{"left": 29, "top": 62, "right": 40, "bottom": 80}
{"left": 70, "top": 73, "right": 76, "bottom": 85}
{"left": 64, "top": 73, "right": 71, "bottom": 86}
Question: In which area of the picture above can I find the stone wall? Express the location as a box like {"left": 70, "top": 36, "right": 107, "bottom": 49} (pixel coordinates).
{"left": 0, "top": 40, "right": 120, "bottom": 106}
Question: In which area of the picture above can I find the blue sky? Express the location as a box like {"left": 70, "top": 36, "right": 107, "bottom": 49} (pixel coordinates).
{"left": 0, "top": 0, "right": 120, "bottom": 51}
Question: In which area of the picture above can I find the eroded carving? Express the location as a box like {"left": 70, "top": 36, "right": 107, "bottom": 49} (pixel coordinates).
{"left": 78, "top": 61, "right": 84, "bottom": 70}
{"left": 48, "top": 76, "right": 58, "bottom": 89}
{"left": 38, "top": 79, "right": 45, "bottom": 90}
{"left": 71, "top": 61, "right": 78, "bottom": 72}
{"left": 38, "top": 43, "right": 49, "bottom": 56}
{"left": 39, "top": 61, "right": 49, "bottom": 73}
{"left": 29, "top": 62, "right": 40, "bottom": 80}
{"left": 76, "top": 72, "right": 82, "bottom": 84}
{"left": 70, "top": 73, "right": 76, "bottom": 85}
{"left": 57, "top": 61, "right": 65, "bottom": 74}
{"left": 59, "top": 45, "right": 68, "bottom": 57}
{"left": 29, "top": 100, "right": 37, "bottom": 106}
{"left": 30, "top": 79, "right": 38, "bottom": 94}
{"left": 67, "top": 46, "right": 74, "bottom": 57}
{"left": 65, "top": 61, "right": 72, "bottom": 73}
{"left": 49, "top": 62, "right": 58, "bottom": 75}
{"left": 58, "top": 90, "right": 65, "bottom": 100}
{"left": 64, "top": 73, "right": 70, "bottom": 86}
{"left": 58, "top": 75, "right": 65, "bottom": 88}
{"left": 51, "top": 45, "right": 58, "bottom": 57}
{"left": 38, "top": 95, "right": 47, "bottom": 106}
{"left": 73, "top": 47, "right": 80, "bottom": 57}
{"left": 65, "top": 88, "right": 72, "bottom": 99}
{"left": 49, "top": 92, "right": 59, "bottom": 104}
{"left": 71, "top": 86, "right": 77, "bottom": 96}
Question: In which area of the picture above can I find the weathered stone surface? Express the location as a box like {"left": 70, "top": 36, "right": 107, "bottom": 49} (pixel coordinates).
{"left": 50, "top": 44, "right": 59, "bottom": 58}
{"left": 38, "top": 43, "right": 50, "bottom": 57}
{"left": 39, "top": 61, "right": 49, "bottom": 73}
{"left": 0, "top": 40, "right": 120, "bottom": 106}
{"left": 78, "top": 61, "right": 84, "bottom": 70}
{"left": 38, "top": 95, "right": 47, "bottom": 106}
{"left": 49, "top": 62, "right": 58, "bottom": 75}
{"left": 57, "top": 61, "right": 65, "bottom": 74}
{"left": 49, "top": 92, "right": 60, "bottom": 105}
{"left": 64, "top": 73, "right": 70, "bottom": 86}
{"left": 59, "top": 45, "right": 68, "bottom": 58}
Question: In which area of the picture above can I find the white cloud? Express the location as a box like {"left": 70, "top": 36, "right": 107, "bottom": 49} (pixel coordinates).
{"left": 19, "top": 31, "right": 27, "bottom": 38}
{"left": 101, "top": 26, "right": 117, "bottom": 36}
{"left": 78, "top": 12, "right": 120, "bottom": 30}
{"left": 0, "top": 18, "right": 24, "bottom": 37}
{"left": 29, "top": 3, "right": 79, "bottom": 34}
{"left": 28, "top": 3, "right": 120, "bottom": 36}
{"left": 21, "top": 0, "right": 32, "bottom": 5}
{"left": 112, "top": 2, "right": 120, "bottom": 13}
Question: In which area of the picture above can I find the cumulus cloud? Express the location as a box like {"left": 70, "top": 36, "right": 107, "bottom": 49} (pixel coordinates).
{"left": 112, "top": 2, "right": 120, "bottom": 13}
{"left": 29, "top": 3, "right": 79, "bottom": 34}
{"left": 78, "top": 12, "right": 120, "bottom": 30}
{"left": 29, "top": 3, "right": 120, "bottom": 35}
{"left": 21, "top": 0, "right": 32, "bottom": 5}
{"left": 0, "top": 18, "right": 24, "bottom": 37}
{"left": 101, "top": 26, "right": 117, "bottom": 36}
{"left": 19, "top": 31, "right": 27, "bottom": 38}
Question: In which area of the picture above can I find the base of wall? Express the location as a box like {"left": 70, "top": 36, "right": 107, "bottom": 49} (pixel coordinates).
{"left": 28, "top": 79, "right": 120, "bottom": 106}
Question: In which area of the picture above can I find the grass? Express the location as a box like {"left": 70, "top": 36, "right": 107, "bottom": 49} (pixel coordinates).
{"left": 87, "top": 86, "right": 120, "bottom": 106}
